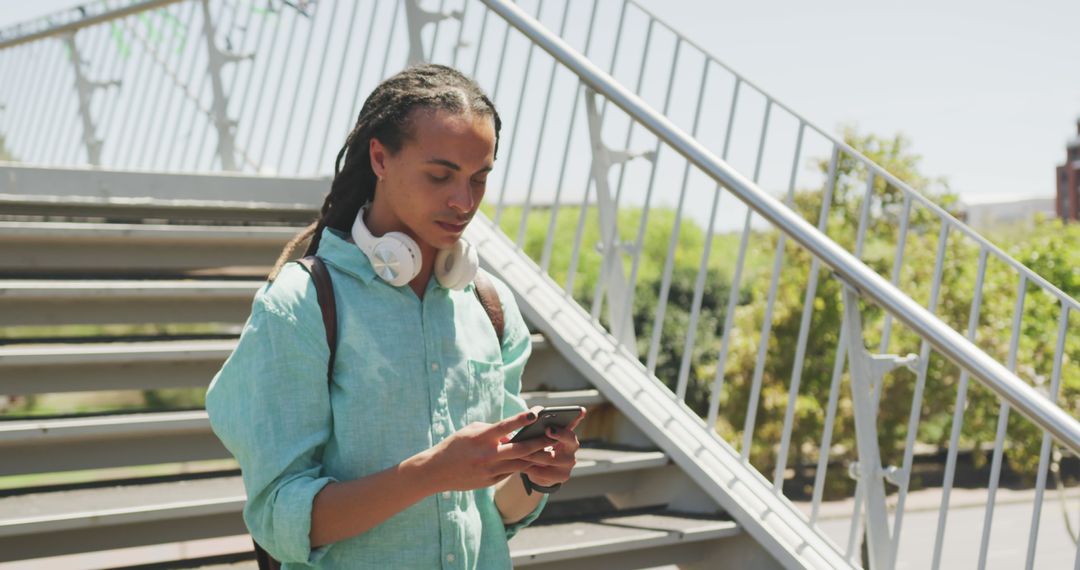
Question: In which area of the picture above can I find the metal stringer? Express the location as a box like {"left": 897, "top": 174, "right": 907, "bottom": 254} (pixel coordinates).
{"left": 842, "top": 285, "right": 919, "bottom": 570}
{"left": 583, "top": 87, "right": 655, "bottom": 353}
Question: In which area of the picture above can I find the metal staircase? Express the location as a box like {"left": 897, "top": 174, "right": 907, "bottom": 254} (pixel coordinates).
{"left": 2, "top": 1, "right": 1079, "bottom": 569}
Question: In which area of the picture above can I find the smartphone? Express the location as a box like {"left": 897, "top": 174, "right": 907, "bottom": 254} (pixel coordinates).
{"left": 509, "top": 406, "right": 585, "bottom": 443}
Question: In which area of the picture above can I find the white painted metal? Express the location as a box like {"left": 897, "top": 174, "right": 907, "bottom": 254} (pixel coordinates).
{"left": 841, "top": 286, "right": 919, "bottom": 570}
{"left": 468, "top": 211, "right": 852, "bottom": 569}
{"left": 929, "top": 247, "right": 989, "bottom": 569}
{"left": 1026, "top": 305, "right": 1072, "bottom": 569}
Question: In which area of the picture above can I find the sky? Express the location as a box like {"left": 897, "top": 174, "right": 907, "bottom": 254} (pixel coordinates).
{"left": 2, "top": 0, "right": 1078, "bottom": 205}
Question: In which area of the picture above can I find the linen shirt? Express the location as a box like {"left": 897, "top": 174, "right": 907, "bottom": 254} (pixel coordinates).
{"left": 205, "top": 226, "right": 546, "bottom": 569}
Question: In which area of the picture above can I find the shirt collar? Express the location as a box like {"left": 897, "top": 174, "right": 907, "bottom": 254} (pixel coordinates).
{"left": 316, "top": 226, "right": 377, "bottom": 284}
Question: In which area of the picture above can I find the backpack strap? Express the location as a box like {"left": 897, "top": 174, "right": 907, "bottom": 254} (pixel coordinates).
{"left": 473, "top": 271, "right": 505, "bottom": 345}
{"left": 295, "top": 255, "right": 337, "bottom": 386}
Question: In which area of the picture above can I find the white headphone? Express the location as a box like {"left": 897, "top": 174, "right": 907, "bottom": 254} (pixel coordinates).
{"left": 350, "top": 205, "right": 479, "bottom": 290}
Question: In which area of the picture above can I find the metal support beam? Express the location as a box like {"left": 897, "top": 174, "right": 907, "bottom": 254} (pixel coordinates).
{"left": 583, "top": 88, "right": 654, "bottom": 353}
{"left": 198, "top": 0, "right": 250, "bottom": 171}
{"left": 62, "top": 31, "right": 120, "bottom": 166}
{"left": 404, "top": 0, "right": 463, "bottom": 65}
{"left": 842, "top": 285, "right": 919, "bottom": 570}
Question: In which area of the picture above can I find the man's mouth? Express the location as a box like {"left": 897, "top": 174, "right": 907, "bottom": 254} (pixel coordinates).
{"left": 436, "top": 220, "right": 468, "bottom": 233}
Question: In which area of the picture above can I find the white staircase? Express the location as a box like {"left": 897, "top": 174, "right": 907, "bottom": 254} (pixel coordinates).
{"left": 1, "top": 1, "right": 1078, "bottom": 568}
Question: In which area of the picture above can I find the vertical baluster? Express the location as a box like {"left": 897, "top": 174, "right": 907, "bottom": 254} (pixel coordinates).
{"left": 587, "top": 16, "right": 656, "bottom": 323}
{"left": 26, "top": 41, "right": 72, "bottom": 163}
{"left": 269, "top": 1, "right": 321, "bottom": 173}
{"left": 492, "top": 0, "right": 544, "bottom": 227}
{"left": 879, "top": 193, "right": 912, "bottom": 353}
{"left": 889, "top": 220, "right": 950, "bottom": 561}
{"left": 326, "top": 0, "right": 384, "bottom": 172}
{"left": 1025, "top": 305, "right": 1070, "bottom": 569}
{"left": 293, "top": 0, "right": 345, "bottom": 175}
{"left": 468, "top": 2, "right": 489, "bottom": 77}
{"left": 451, "top": 0, "right": 470, "bottom": 69}
{"left": 804, "top": 147, "right": 848, "bottom": 523}
{"left": 1, "top": 45, "right": 37, "bottom": 158}
{"left": 314, "top": 0, "right": 372, "bottom": 175}
{"left": 128, "top": 4, "right": 192, "bottom": 169}
{"left": 428, "top": 0, "right": 448, "bottom": 62}
{"left": 251, "top": 3, "right": 303, "bottom": 171}
{"left": 926, "top": 247, "right": 987, "bottom": 569}
{"left": 677, "top": 179, "right": 722, "bottom": 400}
{"left": 702, "top": 79, "right": 751, "bottom": 428}
{"left": 377, "top": 0, "right": 401, "bottom": 81}
{"left": 230, "top": 0, "right": 289, "bottom": 172}
{"left": 112, "top": 10, "right": 167, "bottom": 169}
{"left": 976, "top": 275, "right": 1027, "bottom": 570}
{"left": 771, "top": 121, "right": 807, "bottom": 490}
{"left": 157, "top": 3, "right": 211, "bottom": 171}
{"left": 515, "top": 1, "right": 571, "bottom": 247}
{"left": 539, "top": 0, "right": 599, "bottom": 273}
{"left": 96, "top": 19, "right": 138, "bottom": 169}
{"left": 563, "top": 0, "right": 629, "bottom": 297}
{"left": 739, "top": 100, "right": 777, "bottom": 460}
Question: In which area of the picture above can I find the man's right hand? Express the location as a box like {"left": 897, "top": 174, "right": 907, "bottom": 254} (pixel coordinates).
{"left": 419, "top": 408, "right": 552, "bottom": 492}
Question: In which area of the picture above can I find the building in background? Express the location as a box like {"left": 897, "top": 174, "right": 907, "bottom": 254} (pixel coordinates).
{"left": 959, "top": 197, "right": 1056, "bottom": 232}
{"left": 1057, "top": 117, "right": 1080, "bottom": 222}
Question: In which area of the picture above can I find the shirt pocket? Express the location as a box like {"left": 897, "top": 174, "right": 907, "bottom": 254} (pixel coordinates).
{"left": 466, "top": 359, "right": 505, "bottom": 425}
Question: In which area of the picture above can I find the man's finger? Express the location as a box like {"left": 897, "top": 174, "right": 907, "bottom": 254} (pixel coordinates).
{"left": 485, "top": 407, "right": 540, "bottom": 437}
{"left": 543, "top": 425, "right": 579, "bottom": 447}
{"left": 495, "top": 435, "right": 554, "bottom": 460}
{"left": 566, "top": 407, "right": 587, "bottom": 431}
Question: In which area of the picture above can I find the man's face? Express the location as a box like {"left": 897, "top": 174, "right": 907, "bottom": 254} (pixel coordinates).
{"left": 369, "top": 108, "right": 496, "bottom": 251}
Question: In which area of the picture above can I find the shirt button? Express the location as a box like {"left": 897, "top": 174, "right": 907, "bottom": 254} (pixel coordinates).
{"left": 434, "top": 423, "right": 446, "bottom": 435}
{"left": 447, "top": 553, "right": 456, "bottom": 563}
{"left": 430, "top": 362, "right": 439, "bottom": 372}
{"left": 441, "top": 491, "right": 451, "bottom": 499}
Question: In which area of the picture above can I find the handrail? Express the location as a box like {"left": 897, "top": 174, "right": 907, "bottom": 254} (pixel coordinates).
{"left": 479, "top": 0, "right": 1080, "bottom": 457}
{"left": 622, "top": 0, "right": 1079, "bottom": 316}
{"left": 0, "top": 1, "right": 185, "bottom": 51}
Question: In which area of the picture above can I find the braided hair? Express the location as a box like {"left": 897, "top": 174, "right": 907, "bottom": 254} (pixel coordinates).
{"left": 269, "top": 64, "right": 502, "bottom": 281}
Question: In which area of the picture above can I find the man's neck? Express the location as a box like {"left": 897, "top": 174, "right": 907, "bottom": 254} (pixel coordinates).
{"left": 363, "top": 201, "right": 435, "bottom": 298}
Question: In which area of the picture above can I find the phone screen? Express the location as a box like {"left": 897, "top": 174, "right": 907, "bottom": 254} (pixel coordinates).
{"left": 509, "top": 406, "right": 584, "bottom": 443}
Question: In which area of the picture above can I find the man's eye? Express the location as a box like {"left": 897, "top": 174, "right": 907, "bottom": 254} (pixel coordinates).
{"left": 472, "top": 177, "right": 488, "bottom": 185}
{"left": 429, "top": 174, "right": 451, "bottom": 183}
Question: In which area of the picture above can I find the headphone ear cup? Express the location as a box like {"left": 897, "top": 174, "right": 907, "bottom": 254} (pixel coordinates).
{"left": 371, "top": 232, "right": 422, "bottom": 287}
{"left": 435, "top": 239, "right": 479, "bottom": 290}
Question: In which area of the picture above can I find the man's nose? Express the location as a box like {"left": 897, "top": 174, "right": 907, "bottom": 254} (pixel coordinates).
{"left": 448, "top": 179, "right": 474, "bottom": 214}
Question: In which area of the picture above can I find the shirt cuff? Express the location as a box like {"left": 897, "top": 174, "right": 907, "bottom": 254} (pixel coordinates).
{"left": 272, "top": 474, "right": 339, "bottom": 564}
{"left": 504, "top": 493, "right": 549, "bottom": 540}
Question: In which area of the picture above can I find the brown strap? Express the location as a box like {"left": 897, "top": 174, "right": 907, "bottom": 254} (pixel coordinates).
{"left": 296, "top": 256, "right": 337, "bottom": 386}
{"left": 473, "top": 272, "right": 505, "bottom": 345}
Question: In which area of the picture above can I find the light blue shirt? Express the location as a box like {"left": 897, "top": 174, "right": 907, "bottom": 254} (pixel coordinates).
{"left": 205, "top": 227, "right": 546, "bottom": 568}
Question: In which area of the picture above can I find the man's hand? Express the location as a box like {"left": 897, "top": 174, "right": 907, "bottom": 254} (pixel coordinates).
{"left": 422, "top": 410, "right": 553, "bottom": 492}
{"left": 504, "top": 407, "right": 586, "bottom": 488}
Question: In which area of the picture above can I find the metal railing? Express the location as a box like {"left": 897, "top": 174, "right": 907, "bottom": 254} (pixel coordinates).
{"left": 1, "top": 1, "right": 1078, "bottom": 568}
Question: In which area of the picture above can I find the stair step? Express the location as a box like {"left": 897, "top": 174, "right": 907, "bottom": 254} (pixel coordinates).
{"left": 0, "top": 222, "right": 297, "bottom": 275}
{"left": 0, "top": 337, "right": 567, "bottom": 395}
{"left": 0, "top": 404, "right": 655, "bottom": 477}
{"left": 0, "top": 444, "right": 671, "bottom": 561}
{"left": 510, "top": 508, "right": 739, "bottom": 567}
{"left": 0, "top": 279, "right": 262, "bottom": 327}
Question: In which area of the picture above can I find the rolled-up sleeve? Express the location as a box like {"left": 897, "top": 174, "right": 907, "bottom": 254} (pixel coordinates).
{"left": 205, "top": 273, "right": 337, "bottom": 565}
{"left": 490, "top": 278, "right": 548, "bottom": 539}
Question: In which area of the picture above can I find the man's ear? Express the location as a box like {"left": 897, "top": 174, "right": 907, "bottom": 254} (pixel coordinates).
{"left": 369, "top": 138, "right": 388, "bottom": 179}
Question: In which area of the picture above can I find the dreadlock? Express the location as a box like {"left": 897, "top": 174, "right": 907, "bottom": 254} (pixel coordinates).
{"left": 268, "top": 64, "right": 502, "bottom": 281}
